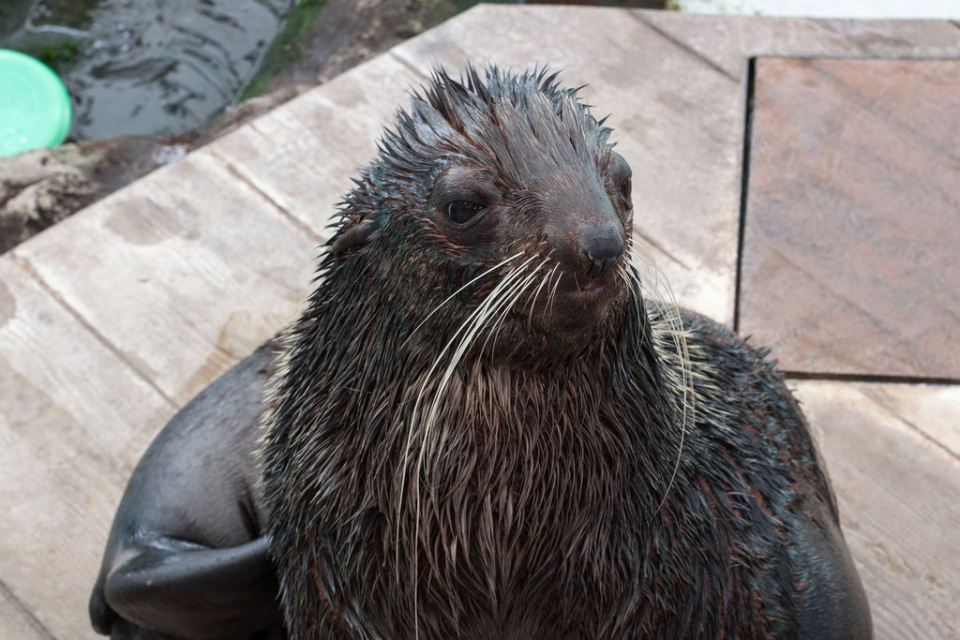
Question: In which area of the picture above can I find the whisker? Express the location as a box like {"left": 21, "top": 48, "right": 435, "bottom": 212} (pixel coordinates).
{"left": 625, "top": 246, "right": 695, "bottom": 512}
{"left": 423, "top": 257, "right": 537, "bottom": 432}
{"left": 394, "top": 254, "right": 538, "bottom": 632}
{"left": 547, "top": 270, "right": 563, "bottom": 317}
{"left": 396, "top": 254, "right": 531, "bottom": 538}
{"left": 482, "top": 266, "right": 541, "bottom": 356}
{"left": 527, "top": 262, "right": 558, "bottom": 327}
{"left": 400, "top": 252, "right": 526, "bottom": 350}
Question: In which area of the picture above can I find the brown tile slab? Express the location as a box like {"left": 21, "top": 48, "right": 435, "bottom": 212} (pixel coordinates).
{"left": 792, "top": 380, "right": 960, "bottom": 638}
{"left": 740, "top": 58, "right": 960, "bottom": 379}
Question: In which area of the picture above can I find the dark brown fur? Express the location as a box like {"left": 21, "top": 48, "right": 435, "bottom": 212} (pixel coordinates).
{"left": 260, "top": 67, "right": 871, "bottom": 639}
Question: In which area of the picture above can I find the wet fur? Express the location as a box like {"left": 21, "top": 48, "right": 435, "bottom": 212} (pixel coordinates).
{"left": 260, "top": 67, "right": 871, "bottom": 639}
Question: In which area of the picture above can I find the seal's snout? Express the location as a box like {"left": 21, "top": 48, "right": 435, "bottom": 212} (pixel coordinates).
{"left": 579, "top": 220, "right": 624, "bottom": 279}
{"left": 543, "top": 183, "right": 626, "bottom": 285}
{"left": 540, "top": 201, "right": 627, "bottom": 330}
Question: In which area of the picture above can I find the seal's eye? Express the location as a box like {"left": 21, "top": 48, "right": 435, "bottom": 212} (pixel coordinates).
{"left": 618, "top": 178, "right": 632, "bottom": 203}
{"left": 446, "top": 200, "right": 486, "bottom": 224}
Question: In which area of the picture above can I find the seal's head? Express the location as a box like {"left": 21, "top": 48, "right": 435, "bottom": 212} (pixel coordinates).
{"left": 329, "top": 66, "right": 635, "bottom": 362}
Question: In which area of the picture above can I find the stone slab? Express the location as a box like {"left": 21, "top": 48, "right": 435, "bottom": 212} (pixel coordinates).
{"left": 0, "top": 255, "right": 173, "bottom": 640}
{"left": 12, "top": 150, "right": 318, "bottom": 406}
{"left": 793, "top": 380, "right": 960, "bottom": 639}
{"left": 740, "top": 57, "right": 960, "bottom": 378}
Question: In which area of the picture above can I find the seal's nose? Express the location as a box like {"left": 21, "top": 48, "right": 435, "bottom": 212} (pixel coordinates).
{"left": 579, "top": 224, "right": 624, "bottom": 279}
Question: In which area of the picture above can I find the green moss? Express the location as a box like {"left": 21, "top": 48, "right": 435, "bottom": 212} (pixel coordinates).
{"left": 239, "top": 0, "right": 329, "bottom": 101}
{"left": 37, "top": 40, "right": 80, "bottom": 71}
{"left": 447, "top": 0, "right": 494, "bottom": 12}
{"left": 238, "top": 0, "right": 504, "bottom": 102}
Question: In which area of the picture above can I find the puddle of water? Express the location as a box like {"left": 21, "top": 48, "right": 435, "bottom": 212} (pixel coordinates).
{"left": 2, "top": 0, "right": 295, "bottom": 139}
{"left": 1, "top": 0, "right": 671, "bottom": 141}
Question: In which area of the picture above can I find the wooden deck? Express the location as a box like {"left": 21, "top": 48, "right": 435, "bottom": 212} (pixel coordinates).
{"left": 0, "top": 6, "right": 958, "bottom": 638}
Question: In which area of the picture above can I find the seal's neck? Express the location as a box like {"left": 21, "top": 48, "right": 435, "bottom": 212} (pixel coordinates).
{"left": 389, "top": 284, "right": 683, "bottom": 517}
{"left": 274, "top": 274, "right": 687, "bottom": 638}
{"left": 374, "top": 290, "right": 685, "bottom": 638}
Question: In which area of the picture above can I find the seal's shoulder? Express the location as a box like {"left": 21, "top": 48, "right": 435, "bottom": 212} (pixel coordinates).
{"left": 651, "top": 307, "right": 873, "bottom": 639}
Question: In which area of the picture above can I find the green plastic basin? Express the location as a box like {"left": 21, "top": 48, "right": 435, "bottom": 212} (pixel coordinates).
{"left": 0, "top": 49, "right": 73, "bottom": 157}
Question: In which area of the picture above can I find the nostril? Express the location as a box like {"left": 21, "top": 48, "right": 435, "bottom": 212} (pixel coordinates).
{"left": 587, "top": 253, "right": 611, "bottom": 279}
{"left": 581, "top": 230, "right": 624, "bottom": 279}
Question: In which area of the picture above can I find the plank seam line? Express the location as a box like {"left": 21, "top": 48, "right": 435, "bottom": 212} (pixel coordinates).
{"left": 633, "top": 227, "right": 692, "bottom": 271}
{"left": 629, "top": 11, "right": 739, "bottom": 83}
{"left": 733, "top": 57, "right": 757, "bottom": 334}
{"left": 387, "top": 50, "right": 433, "bottom": 84}
{"left": 785, "top": 371, "right": 960, "bottom": 386}
{"left": 786, "top": 373, "right": 960, "bottom": 463}
{"left": 864, "top": 389, "right": 960, "bottom": 465}
{"left": 879, "top": 403, "right": 960, "bottom": 465}
{"left": 207, "top": 150, "right": 325, "bottom": 245}
{"left": 0, "top": 577, "right": 57, "bottom": 640}
{"left": 8, "top": 253, "right": 178, "bottom": 410}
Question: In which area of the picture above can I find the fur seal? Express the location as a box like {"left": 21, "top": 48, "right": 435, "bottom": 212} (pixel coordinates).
{"left": 260, "top": 67, "right": 871, "bottom": 638}
{"left": 90, "top": 67, "right": 872, "bottom": 639}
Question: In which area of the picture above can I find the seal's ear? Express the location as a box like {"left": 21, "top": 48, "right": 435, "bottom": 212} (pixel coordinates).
{"left": 331, "top": 219, "right": 378, "bottom": 260}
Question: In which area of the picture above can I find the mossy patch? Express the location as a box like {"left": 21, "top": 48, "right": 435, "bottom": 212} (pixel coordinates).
{"left": 240, "top": 0, "right": 329, "bottom": 101}
{"left": 37, "top": 40, "right": 80, "bottom": 72}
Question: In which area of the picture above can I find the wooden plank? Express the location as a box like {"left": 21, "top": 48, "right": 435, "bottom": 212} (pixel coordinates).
{"left": 209, "top": 55, "right": 427, "bottom": 241}
{"left": 740, "top": 58, "right": 960, "bottom": 378}
{"left": 792, "top": 380, "right": 960, "bottom": 638}
{"left": 13, "top": 150, "right": 318, "bottom": 405}
{"left": 390, "top": 4, "right": 744, "bottom": 323}
{"left": 854, "top": 382, "right": 960, "bottom": 459}
{"left": 0, "top": 255, "right": 174, "bottom": 640}
{"left": 637, "top": 10, "right": 960, "bottom": 78}
{"left": 0, "top": 588, "right": 50, "bottom": 640}
{"left": 812, "top": 17, "right": 960, "bottom": 57}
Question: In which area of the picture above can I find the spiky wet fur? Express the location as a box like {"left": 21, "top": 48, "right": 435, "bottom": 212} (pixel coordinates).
{"left": 260, "top": 68, "right": 852, "bottom": 639}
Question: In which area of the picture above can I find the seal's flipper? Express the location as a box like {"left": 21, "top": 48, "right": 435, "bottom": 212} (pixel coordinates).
{"left": 98, "top": 536, "right": 282, "bottom": 638}
{"left": 89, "top": 341, "right": 287, "bottom": 638}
